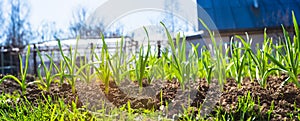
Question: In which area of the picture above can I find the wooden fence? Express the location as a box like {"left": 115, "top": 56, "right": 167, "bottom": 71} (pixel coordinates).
{"left": 0, "top": 38, "right": 166, "bottom": 76}
{"left": 0, "top": 47, "right": 20, "bottom": 74}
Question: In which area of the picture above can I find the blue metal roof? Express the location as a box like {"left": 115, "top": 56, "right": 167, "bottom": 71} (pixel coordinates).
{"left": 197, "top": 0, "right": 300, "bottom": 31}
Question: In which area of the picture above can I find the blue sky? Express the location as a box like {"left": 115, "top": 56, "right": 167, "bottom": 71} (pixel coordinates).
{"left": 0, "top": 0, "right": 199, "bottom": 43}
{"left": 28, "top": 0, "right": 197, "bottom": 32}
{"left": 29, "top": 0, "right": 107, "bottom": 31}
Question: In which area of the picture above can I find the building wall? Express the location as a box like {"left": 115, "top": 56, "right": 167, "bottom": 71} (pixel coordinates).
{"left": 186, "top": 30, "right": 287, "bottom": 55}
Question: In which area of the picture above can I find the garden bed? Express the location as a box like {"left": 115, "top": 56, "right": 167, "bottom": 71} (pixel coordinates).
{"left": 1, "top": 14, "right": 300, "bottom": 121}
{"left": 0, "top": 74, "right": 299, "bottom": 120}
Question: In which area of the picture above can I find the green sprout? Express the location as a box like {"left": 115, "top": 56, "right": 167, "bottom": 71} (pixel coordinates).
{"left": 264, "top": 12, "right": 300, "bottom": 88}
{"left": 0, "top": 45, "right": 31, "bottom": 95}
{"left": 93, "top": 33, "right": 112, "bottom": 94}
{"left": 134, "top": 27, "right": 151, "bottom": 89}
{"left": 36, "top": 50, "right": 60, "bottom": 92}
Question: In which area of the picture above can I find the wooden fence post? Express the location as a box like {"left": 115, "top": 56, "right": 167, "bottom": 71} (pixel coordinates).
{"left": 33, "top": 44, "right": 37, "bottom": 76}
{"left": 0, "top": 47, "right": 3, "bottom": 74}
{"left": 135, "top": 41, "right": 139, "bottom": 54}
{"left": 157, "top": 40, "right": 161, "bottom": 58}
{"left": 90, "top": 43, "right": 94, "bottom": 74}
{"left": 11, "top": 48, "right": 14, "bottom": 74}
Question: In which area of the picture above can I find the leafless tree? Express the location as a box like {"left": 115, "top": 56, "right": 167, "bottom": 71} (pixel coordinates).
{"left": 37, "top": 21, "right": 62, "bottom": 42}
{"left": 69, "top": 6, "right": 105, "bottom": 39}
{"left": 0, "top": 1, "right": 4, "bottom": 42}
{"left": 5, "top": 0, "right": 34, "bottom": 48}
{"left": 161, "top": 0, "right": 194, "bottom": 33}
{"left": 162, "top": 0, "right": 179, "bottom": 33}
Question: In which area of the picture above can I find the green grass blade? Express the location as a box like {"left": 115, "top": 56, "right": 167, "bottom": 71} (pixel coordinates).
{"left": 19, "top": 54, "right": 23, "bottom": 76}
{"left": 292, "top": 11, "right": 300, "bottom": 51}
{"left": 24, "top": 45, "right": 30, "bottom": 80}
{"left": 265, "top": 52, "right": 287, "bottom": 70}
{"left": 37, "top": 49, "right": 49, "bottom": 77}
{"left": 57, "top": 39, "right": 72, "bottom": 72}
{"left": 0, "top": 75, "right": 22, "bottom": 87}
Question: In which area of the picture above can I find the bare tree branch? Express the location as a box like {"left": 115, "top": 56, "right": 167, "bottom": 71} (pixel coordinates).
{"left": 0, "top": 1, "right": 4, "bottom": 42}
{"left": 69, "top": 6, "right": 105, "bottom": 39}
{"left": 5, "top": 0, "right": 34, "bottom": 48}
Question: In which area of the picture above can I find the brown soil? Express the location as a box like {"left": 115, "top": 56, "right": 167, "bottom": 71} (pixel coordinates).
{"left": 88, "top": 76, "right": 300, "bottom": 120}
{"left": 1, "top": 74, "right": 300, "bottom": 121}
{"left": 0, "top": 74, "right": 82, "bottom": 107}
{"left": 215, "top": 76, "right": 300, "bottom": 121}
